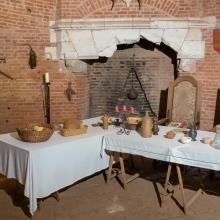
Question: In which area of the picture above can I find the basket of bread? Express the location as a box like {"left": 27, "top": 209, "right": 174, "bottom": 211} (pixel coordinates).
{"left": 17, "top": 123, "right": 54, "bottom": 143}
{"left": 61, "top": 118, "right": 88, "bottom": 137}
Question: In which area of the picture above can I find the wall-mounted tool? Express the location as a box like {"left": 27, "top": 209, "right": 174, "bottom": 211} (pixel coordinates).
{"left": 0, "top": 70, "right": 13, "bottom": 80}
{"left": 28, "top": 45, "right": 37, "bottom": 69}
{"left": 65, "top": 81, "right": 76, "bottom": 101}
{"left": 14, "top": 43, "right": 37, "bottom": 69}
{"left": 0, "top": 58, "right": 6, "bottom": 64}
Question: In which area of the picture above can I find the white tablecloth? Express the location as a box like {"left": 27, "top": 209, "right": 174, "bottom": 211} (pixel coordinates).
{"left": 0, "top": 117, "right": 114, "bottom": 215}
{"left": 104, "top": 126, "right": 218, "bottom": 171}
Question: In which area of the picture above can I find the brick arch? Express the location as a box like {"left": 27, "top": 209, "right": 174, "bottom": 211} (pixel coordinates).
{"left": 75, "top": 0, "right": 181, "bottom": 18}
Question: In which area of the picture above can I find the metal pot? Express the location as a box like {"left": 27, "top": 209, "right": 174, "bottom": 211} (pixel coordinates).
{"left": 127, "top": 87, "right": 138, "bottom": 100}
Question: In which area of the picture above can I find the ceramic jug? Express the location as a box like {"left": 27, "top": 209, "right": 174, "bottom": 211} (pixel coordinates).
{"left": 141, "top": 111, "right": 153, "bottom": 138}
{"left": 211, "top": 125, "right": 220, "bottom": 149}
{"left": 102, "top": 114, "right": 109, "bottom": 130}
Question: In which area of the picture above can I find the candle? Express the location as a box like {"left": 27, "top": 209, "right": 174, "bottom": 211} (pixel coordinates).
{"left": 130, "top": 106, "right": 135, "bottom": 114}
{"left": 44, "top": 72, "right": 50, "bottom": 83}
{"left": 123, "top": 105, "right": 127, "bottom": 112}
{"left": 115, "top": 105, "right": 119, "bottom": 113}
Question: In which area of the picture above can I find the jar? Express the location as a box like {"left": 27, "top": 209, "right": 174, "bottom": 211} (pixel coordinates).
{"left": 102, "top": 114, "right": 109, "bottom": 130}
{"left": 211, "top": 125, "right": 220, "bottom": 149}
{"left": 141, "top": 111, "right": 153, "bottom": 138}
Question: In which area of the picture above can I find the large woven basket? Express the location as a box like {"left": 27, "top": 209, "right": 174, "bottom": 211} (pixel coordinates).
{"left": 61, "top": 125, "right": 88, "bottom": 137}
{"left": 17, "top": 123, "right": 54, "bottom": 143}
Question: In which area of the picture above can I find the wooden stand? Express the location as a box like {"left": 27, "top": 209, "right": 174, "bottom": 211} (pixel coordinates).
{"left": 44, "top": 82, "right": 50, "bottom": 124}
{"left": 38, "top": 191, "right": 60, "bottom": 211}
{"left": 107, "top": 152, "right": 139, "bottom": 190}
{"left": 163, "top": 163, "right": 204, "bottom": 214}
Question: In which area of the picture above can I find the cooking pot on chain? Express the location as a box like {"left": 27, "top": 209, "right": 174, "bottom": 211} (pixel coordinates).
{"left": 127, "top": 87, "right": 138, "bottom": 100}
{"left": 127, "top": 69, "right": 138, "bottom": 100}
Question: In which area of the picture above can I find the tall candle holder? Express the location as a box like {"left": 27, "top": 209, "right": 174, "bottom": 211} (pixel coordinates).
{"left": 43, "top": 73, "right": 50, "bottom": 124}
{"left": 44, "top": 82, "right": 50, "bottom": 124}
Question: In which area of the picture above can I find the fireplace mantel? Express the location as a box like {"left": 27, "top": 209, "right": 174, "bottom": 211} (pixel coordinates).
{"left": 45, "top": 16, "right": 216, "bottom": 72}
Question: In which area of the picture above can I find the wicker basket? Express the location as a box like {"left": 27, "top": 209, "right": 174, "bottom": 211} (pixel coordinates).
{"left": 61, "top": 125, "right": 88, "bottom": 137}
{"left": 17, "top": 123, "right": 54, "bottom": 143}
{"left": 127, "top": 116, "right": 142, "bottom": 125}
{"left": 63, "top": 118, "right": 82, "bottom": 129}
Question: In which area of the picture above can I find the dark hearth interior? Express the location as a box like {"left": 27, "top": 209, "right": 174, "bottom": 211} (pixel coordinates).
{"left": 88, "top": 40, "right": 177, "bottom": 118}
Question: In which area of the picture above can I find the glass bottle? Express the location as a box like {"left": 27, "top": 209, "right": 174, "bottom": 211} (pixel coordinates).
{"left": 211, "top": 125, "right": 220, "bottom": 149}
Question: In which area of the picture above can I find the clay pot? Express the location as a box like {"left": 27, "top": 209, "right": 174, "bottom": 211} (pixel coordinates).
{"left": 127, "top": 88, "right": 138, "bottom": 100}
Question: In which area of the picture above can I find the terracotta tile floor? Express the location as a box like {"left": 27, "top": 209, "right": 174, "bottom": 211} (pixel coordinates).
{"left": 1, "top": 159, "right": 220, "bottom": 220}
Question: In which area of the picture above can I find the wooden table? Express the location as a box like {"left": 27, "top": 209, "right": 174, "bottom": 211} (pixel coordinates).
{"left": 103, "top": 126, "right": 217, "bottom": 213}
{"left": 0, "top": 117, "right": 113, "bottom": 215}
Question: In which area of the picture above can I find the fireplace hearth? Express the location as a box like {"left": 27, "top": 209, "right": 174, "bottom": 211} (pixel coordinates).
{"left": 88, "top": 42, "right": 175, "bottom": 118}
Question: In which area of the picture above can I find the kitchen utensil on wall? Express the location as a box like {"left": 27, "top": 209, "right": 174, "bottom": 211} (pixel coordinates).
{"left": 28, "top": 45, "right": 37, "bottom": 69}
{"left": 65, "top": 81, "right": 76, "bottom": 101}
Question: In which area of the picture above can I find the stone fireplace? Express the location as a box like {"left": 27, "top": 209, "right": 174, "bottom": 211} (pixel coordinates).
{"left": 88, "top": 43, "right": 174, "bottom": 117}
{"left": 46, "top": 16, "right": 215, "bottom": 72}
{"left": 45, "top": 16, "right": 216, "bottom": 118}
{"left": 1, "top": 0, "right": 220, "bottom": 134}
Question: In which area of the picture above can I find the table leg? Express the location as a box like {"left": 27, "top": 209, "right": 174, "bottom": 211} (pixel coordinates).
{"left": 52, "top": 191, "right": 60, "bottom": 201}
{"left": 107, "top": 152, "right": 139, "bottom": 189}
{"left": 107, "top": 154, "right": 114, "bottom": 183}
{"left": 176, "top": 165, "right": 186, "bottom": 213}
{"left": 162, "top": 163, "right": 172, "bottom": 205}
{"left": 119, "top": 155, "right": 127, "bottom": 190}
{"left": 38, "top": 199, "right": 43, "bottom": 211}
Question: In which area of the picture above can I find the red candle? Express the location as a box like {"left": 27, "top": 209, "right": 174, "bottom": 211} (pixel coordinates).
{"left": 130, "top": 106, "right": 135, "bottom": 114}
{"left": 123, "top": 105, "right": 127, "bottom": 112}
{"left": 115, "top": 105, "right": 119, "bottom": 113}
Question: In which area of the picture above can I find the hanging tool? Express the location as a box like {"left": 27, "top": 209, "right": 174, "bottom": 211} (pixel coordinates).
{"left": 0, "top": 70, "right": 13, "bottom": 80}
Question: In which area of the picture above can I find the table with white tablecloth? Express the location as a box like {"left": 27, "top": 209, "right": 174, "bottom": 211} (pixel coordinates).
{"left": 103, "top": 126, "right": 218, "bottom": 212}
{"left": 104, "top": 126, "right": 217, "bottom": 170}
{"left": 0, "top": 117, "right": 114, "bottom": 215}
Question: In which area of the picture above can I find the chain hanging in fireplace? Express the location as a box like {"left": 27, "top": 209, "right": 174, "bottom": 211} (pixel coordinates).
{"left": 122, "top": 52, "right": 156, "bottom": 117}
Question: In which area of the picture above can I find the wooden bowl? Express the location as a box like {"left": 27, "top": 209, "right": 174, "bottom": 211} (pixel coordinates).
{"left": 164, "top": 130, "right": 176, "bottom": 139}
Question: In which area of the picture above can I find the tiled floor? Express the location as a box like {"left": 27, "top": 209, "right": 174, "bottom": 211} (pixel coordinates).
{"left": 1, "top": 159, "right": 220, "bottom": 220}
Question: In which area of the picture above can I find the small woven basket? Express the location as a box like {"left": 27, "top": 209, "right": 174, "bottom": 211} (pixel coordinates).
{"left": 17, "top": 123, "right": 54, "bottom": 143}
{"left": 61, "top": 125, "right": 88, "bottom": 137}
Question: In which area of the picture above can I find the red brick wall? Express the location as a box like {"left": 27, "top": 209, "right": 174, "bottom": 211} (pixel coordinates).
{"left": 58, "top": 0, "right": 220, "bottom": 130}
{"left": 0, "top": 0, "right": 219, "bottom": 132}
{"left": 181, "top": 29, "right": 220, "bottom": 130}
{"left": 59, "top": 0, "right": 204, "bottom": 18}
{"left": 0, "top": 0, "right": 89, "bottom": 133}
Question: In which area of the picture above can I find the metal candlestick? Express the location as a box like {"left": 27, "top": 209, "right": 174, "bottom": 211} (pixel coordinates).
{"left": 44, "top": 82, "right": 50, "bottom": 124}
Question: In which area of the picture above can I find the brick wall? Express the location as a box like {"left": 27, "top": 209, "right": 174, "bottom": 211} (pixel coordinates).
{"left": 180, "top": 29, "right": 220, "bottom": 130}
{"left": 59, "top": 0, "right": 204, "bottom": 18}
{"left": 0, "top": 0, "right": 89, "bottom": 133}
{"left": 0, "top": 0, "right": 220, "bottom": 132}
{"left": 88, "top": 47, "right": 174, "bottom": 117}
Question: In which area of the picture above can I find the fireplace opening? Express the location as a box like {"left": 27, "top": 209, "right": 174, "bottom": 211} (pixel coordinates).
{"left": 88, "top": 39, "right": 177, "bottom": 119}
